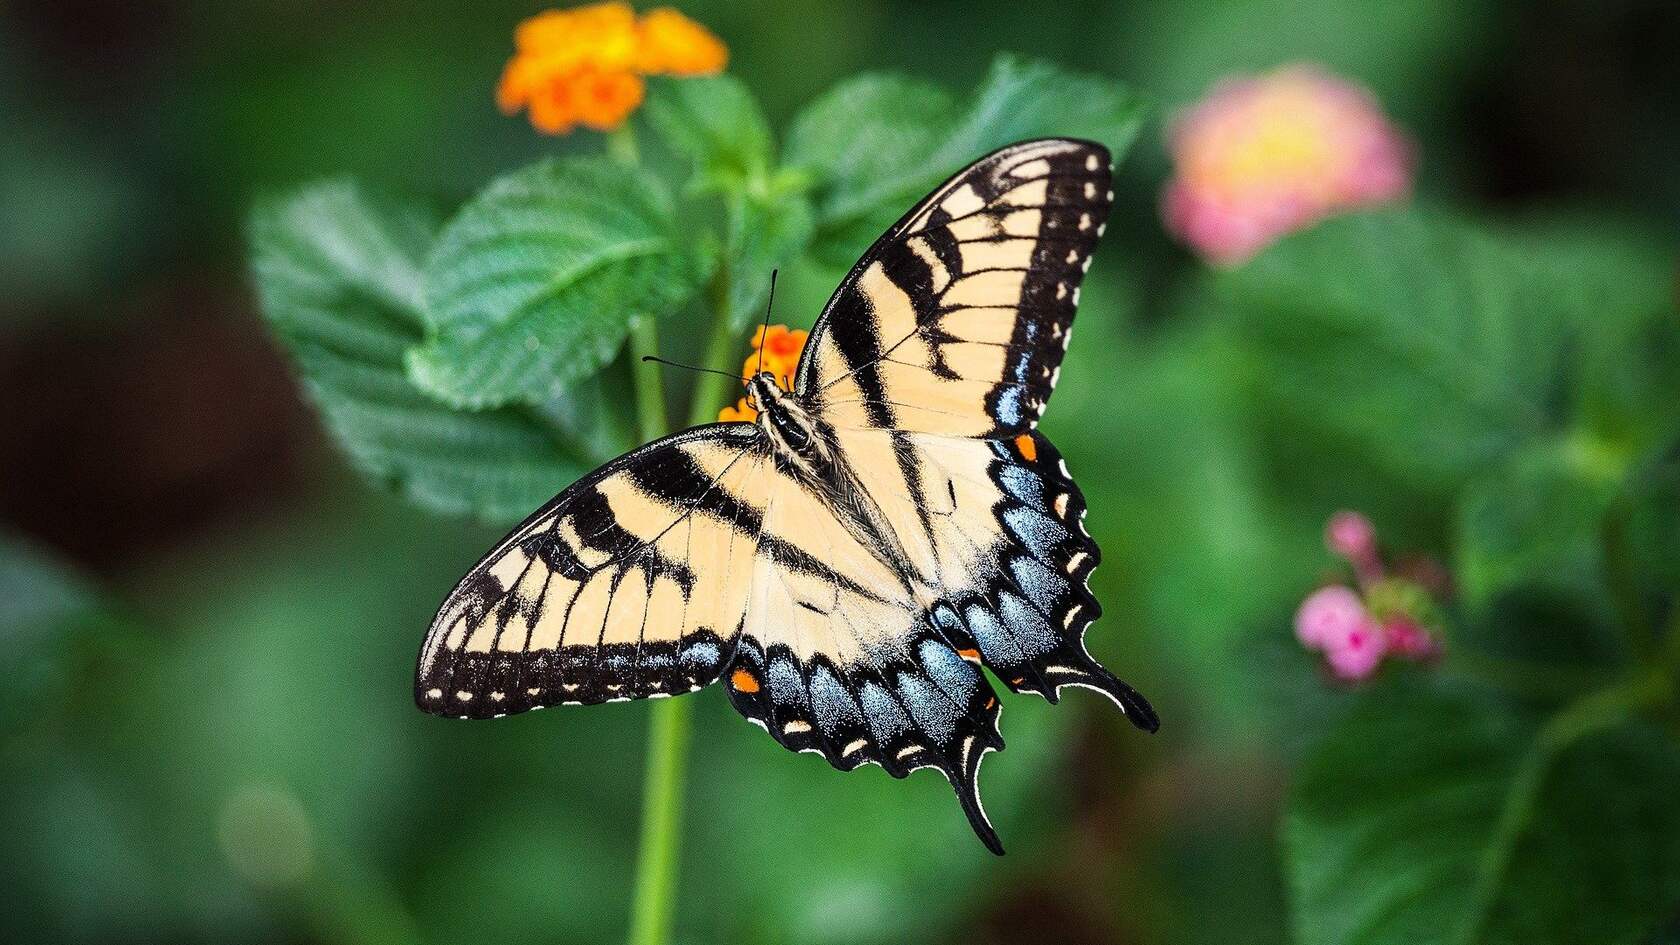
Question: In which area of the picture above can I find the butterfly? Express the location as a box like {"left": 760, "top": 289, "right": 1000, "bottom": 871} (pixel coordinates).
{"left": 415, "top": 138, "right": 1158, "bottom": 854}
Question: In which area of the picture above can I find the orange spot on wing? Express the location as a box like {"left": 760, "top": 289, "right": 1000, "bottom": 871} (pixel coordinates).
{"left": 984, "top": 697, "right": 997, "bottom": 710}
{"left": 956, "top": 647, "right": 982, "bottom": 661}
{"left": 1014, "top": 433, "right": 1038, "bottom": 461}
{"left": 1010, "top": 676, "right": 1026, "bottom": 686}
{"left": 729, "top": 668, "right": 760, "bottom": 693}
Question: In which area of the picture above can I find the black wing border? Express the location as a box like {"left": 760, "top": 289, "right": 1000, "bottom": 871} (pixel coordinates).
{"left": 791, "top": 136, "right": 1113, "bottom": 397}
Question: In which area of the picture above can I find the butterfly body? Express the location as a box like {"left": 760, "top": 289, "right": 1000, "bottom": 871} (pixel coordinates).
{"left": 417, "top": 139, "right": 1157, "bottom": 854}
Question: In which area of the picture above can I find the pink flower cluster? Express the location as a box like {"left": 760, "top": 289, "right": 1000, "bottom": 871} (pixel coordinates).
{"left": 1295, "top": 511, "right": 1442, "bottom": 681}
{"left": 1162, "top": 65, "right": 1412, "bottom": 264}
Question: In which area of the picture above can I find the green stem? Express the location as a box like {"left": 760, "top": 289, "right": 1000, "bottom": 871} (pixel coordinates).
{"left": 689, "top": 265, "right": 742, "bottom": 427}
{"left": 624, "top": 261, "right": 739, "bottom": 945}
{"left": 608, "top": 123, "right": 640, "bottom": 165}
{"left": 624, "top": 313, "right": 685, "bottom": 945}
{"left": 628, "top": 317, "right": 669, "bottom": 443}
{"left": 627, "top": 694, "right": 694, "bottom": 945}
{"left": 1455, "top": 667, "right": 1673, "bottom": 944}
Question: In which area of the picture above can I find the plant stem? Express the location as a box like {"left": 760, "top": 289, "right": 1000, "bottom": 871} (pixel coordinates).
{"left": 608, "top": 123, "right": 640, "bottom": 165}
{"left": 689, "top": 268, "right": 743, "bottom": 427}
{"left": 624, "top": 313, "right": 686, "bottom": 945}
{"left": 628, "top": 317, "right": 669, "bottom": 444}
{"left": 624, "top": 261, "right": 739, "bottom": 945}
{"left": 1455, "top": 666, "right": 1672, "bottom": 944}
{"left": 627, "top": 693, "right": 694, "bottom": 945}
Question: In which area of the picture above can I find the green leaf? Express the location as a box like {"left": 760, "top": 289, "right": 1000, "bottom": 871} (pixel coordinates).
{"left": 643, "top": 75, "right": 774, "bottom": 188}
{"left": 1452, "top": 438, "right": 1634, "bottom": 677}
{"left": 412, "top": 158, "right": 708, "bottom": 408}
{"left": 249, "top": 180, "right": 591, "bottom": 521}
{"left": 783, "top": 72, "right": 958, "bottom": 203}
{"left": 0, "top": 530, "right": 110, "bottom": 731}
{"left": 1205, "top": 209, "right": 1567, "bottom": 490}
{"left": 1285, "top": 683, "right": 1680, "bottom": 945}
{"left": 1507, "top": 216, "right": 1680, "bottom": 452}
{"left": 790, "top": 56, "right": 1145, "bottom": 266}
{"left": 721, "top": 186, "right": 816, "bottom": 331}
{"left": 1456, "top": 438, "right": 1624, "bottom": 610}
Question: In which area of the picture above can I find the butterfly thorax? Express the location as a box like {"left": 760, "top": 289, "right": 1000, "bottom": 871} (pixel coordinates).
{"left": 746, "top": 371, "right": 925, "bottom": 594}
{"left": 747, "top": 372, "right": 825, "bottom": 465}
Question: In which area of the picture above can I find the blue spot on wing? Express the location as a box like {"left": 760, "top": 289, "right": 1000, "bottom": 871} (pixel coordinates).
{"left": 917, "top": 638, "right": 978, "bottom": 705}
{"left": 809, "top": 665, "right": 863, "bottom": 731}
{"left": 1009, "top": 555, "right": 1069, "bottom": 615}
{"left": 996, "top": 591, "right": 1058, "bottom": 654}
{"left": 767, "top": 655, "right": 808, "bottom": 708}
{"left": 1003, "top": 504, "right": 1069, "bottom": 551}
{"left": 897, "top": 674, "right": 960, "bottom": 743}
{"left": 993, "top": 387, "right": 1026, "bottom": 426}
{"left": 997, "top": 464, "right": 1045, "bottom": 504}
{"left": 859, "top": 681, "right": 911, "bottom": 741}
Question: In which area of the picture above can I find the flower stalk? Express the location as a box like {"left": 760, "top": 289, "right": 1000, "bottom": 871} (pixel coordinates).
{"left": 624, "top": 233, "right": 737, "bottom": 945}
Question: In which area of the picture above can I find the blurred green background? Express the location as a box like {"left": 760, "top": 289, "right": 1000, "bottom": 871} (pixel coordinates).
{"left": 3, "top": 1, "right": 1677, "bottom": 943}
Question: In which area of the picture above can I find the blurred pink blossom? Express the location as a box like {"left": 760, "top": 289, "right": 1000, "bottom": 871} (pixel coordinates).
{"left": 1293, "top": 511, "right": 1446, "bottom": 683}
{"left": 1295, "top": 585, "right": 1367, "bottom": 649}
{"left": 1381, "top": 617, "right": 1441, "bottom": 660}
{"left": 1323, "top": 621, "right": 1388, "bottom": 680}
{"left": 1326, "top": 509, "right": 1381, "bottom": 585}
{"left": 1162, "top": 64, "right": 1412, "bottom": 264}
{"left": 1325, "top": 510, "right": 1375, "bottom": 560}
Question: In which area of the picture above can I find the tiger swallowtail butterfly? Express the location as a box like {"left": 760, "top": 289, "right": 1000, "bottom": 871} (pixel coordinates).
{"left": 415, "top": 138, "right": 1159, "bottom": 854}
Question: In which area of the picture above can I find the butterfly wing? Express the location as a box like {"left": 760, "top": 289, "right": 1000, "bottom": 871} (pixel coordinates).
{"left": 796, "top": 137, "right": 1111, "bottom": 437}
{"left": 719, "top": 464, "right": 1011, "bottom": 850}
{"left": 416, "top": 424, "right": 772, "bottom": 717}
{"left": 728, "top": 139, "right": 1157, "bottom": 850}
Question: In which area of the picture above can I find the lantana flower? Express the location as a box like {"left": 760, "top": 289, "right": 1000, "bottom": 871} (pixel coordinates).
{"left": 718, "top": 325, "right": 808, "bottom": 422}
{"left": 1294, "top": 510, "right": 1443, "bottom": 682}
{"left": 497, "top": 2, "right": 727, "bottom": 135}
{"left": 1162, "top": 65, "right": 1411, "bottom": 264}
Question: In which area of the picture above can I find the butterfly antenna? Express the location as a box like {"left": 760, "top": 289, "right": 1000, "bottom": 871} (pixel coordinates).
{"left": 639, "top": 355, "right": 741, "bottom": 381}
{"left": 753, "top": 269, "right": 778, "bottom": 379}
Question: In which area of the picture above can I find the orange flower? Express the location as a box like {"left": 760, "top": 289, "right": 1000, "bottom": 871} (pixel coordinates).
{"left": 498, "top": 3, "right": 727, "bottom": 135}
{"left": 718, "top": 324, "right": 808, "bottom": 422}
{"left": 635, "top": 8, "right": 728, "bottom": 75}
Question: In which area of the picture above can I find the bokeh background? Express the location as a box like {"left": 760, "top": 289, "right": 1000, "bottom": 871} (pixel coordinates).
{"left": 3, "top": 1, "right": 1677, "bottom": 943}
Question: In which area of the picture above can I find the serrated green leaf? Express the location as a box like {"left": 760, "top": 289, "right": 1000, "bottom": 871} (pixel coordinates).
{"left": 1455, "top": 439, "right": 1624, "bottom": 608}
{"left": 1286, "top": 683, "right": 1680, "bottom": 945}
{"left": 791, "top": 56, "right": 1145, "bottom": 267}
{"left": 783, "top": 72, "right": 958, "bottom": 200}
{"left": 249, "top": 180, "right": 590, "bottom": 521}
{"left": 1505, "top": 216, "right": 1680, "bottom": 451}
{"left": 721, "top": 187, "right": 816, "bottom": 331}
{"left": 1205, "top": 209, "right": 1566, "bottom": 489}
{"left": 1209, "top": 208, "right": 1680, "bottom": 494}
{"left": 1452, "top": 439, "right": 1633, "bottom": 673}
{"left": 643, "top": 75, "right": 774, "bottom": 188}
{"left": 413, "top": 158, "right": 708, "bottom": 408}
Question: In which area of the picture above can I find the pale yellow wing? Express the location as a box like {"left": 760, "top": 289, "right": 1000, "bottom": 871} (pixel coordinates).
{"left": 416, "top": 425, "right": 770, "bottom": 717}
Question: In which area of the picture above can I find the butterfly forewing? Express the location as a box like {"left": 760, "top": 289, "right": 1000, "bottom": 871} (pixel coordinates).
{"left": 416, "top": 425, "right": 769, "bottom": 717}
{"left": 798, "top": 138, "right": 1113, "bottom": 436}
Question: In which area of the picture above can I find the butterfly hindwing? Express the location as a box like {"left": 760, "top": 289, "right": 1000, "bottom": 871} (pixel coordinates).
{"left": 798, "top": 138, "right": 1113, "bottom": 437}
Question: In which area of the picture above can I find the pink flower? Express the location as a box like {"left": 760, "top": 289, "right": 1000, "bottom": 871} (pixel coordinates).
{"left": 1162, "top": 64, "right": 1412, "bottom": 264}
{"left": 1381, "top": 617, "right": 1440, "bottom": 661}
{"left": 1294, "top": 585, "right": 1367, "bottom": 649}
{"left": 1324, "top": 620, "right": 1388, "bottom": 680}
{"left": 1325, "top": 511, "right": 1376, "bottom": 561}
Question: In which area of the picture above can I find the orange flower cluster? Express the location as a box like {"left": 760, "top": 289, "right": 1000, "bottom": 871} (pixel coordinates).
{"left": 718, "top": 325, "right": 808, "bottom": 423}
{"left": 497, "top": 3, "right": 727, "bottom": 135}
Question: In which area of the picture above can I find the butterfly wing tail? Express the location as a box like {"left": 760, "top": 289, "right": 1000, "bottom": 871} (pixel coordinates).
{"left": 947, "top": 725, "right": 1005, "bottom": 855}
